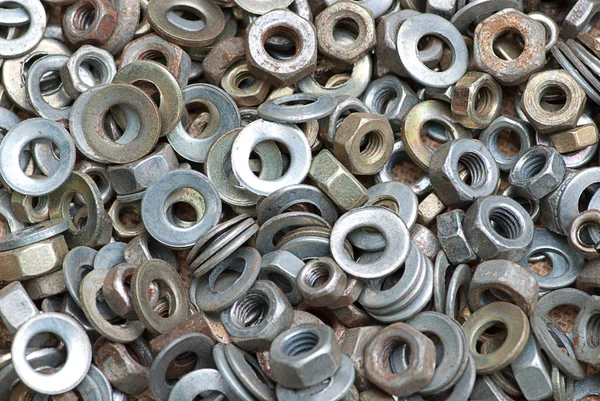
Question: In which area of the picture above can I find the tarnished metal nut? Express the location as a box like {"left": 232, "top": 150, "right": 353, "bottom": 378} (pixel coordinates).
{"left": 463, "top": 195, "right": 534, "bottom": 261}
{"left": 0, "top": 281, "right": 38, "bottom": 333}
{"left": 362, "top": 75, "right": 419, "bottom": 129}
{"left": 21, "top": 269, "right": 67, "bottom": 300}
{"left": 75, "top": 160, "right": 114, "bottom": 204}
{"left": 550, "top": 124, "right": 599, "bottom": 153}
{"left": 574, "top": 295, "right": 600, "bottom": 364}
{"left": 270, "top": 323, "right": 341, "bottom": 389}
{"left": 469, "top": 259, "right": 539, "bottom": 315}
{"left": 473, "top": 9, "right": 546, "bottom": 86}
{"left": 0, "top": 235, "right": 68, "bottom": 281}
{"left": 62, "top": 0, "right": 118, "bottom": 47}
{"left": 94, "top": 338, "right": 153, "bottom": 395}
{"left": 102, "top": 263, "right": 138, "bottom": 320}
{"left": 521, "top": 70, "right": 586, "bottom": 134}
{"left": 259, "top": 250, "right": 305, "bottom": 306}
{"left": 509, "top": 145, "right": 566, "bottom": 200}
{"left": 11, "top": 192, "right": 49, "bottom": 224}
{"left": 297, "top": 257, "right": 348, "bottom": 308}
{"left": 332, "top": 113, "right": 393, "bottom": 176}
{"left": 568, "top": 210, "right": 600, "bottom": 259}
{"left": 410, "top": 224, "right": 441, "bottom": 260}
{"left": 123, "top": 232, "right": 177, "bottom": 268}
{"left": 329, "top": 277, "right": 365, "bottom": 310}
{"left": 429, "top": 139, "right": 500, "bottom": 208}
{"left": 340, "top": 326, "right": 381, "bottom": 391}
{"left": 108, "top": 199, "right": 145, "bottom": 241}
{"left": 437, "top": 209, "right": 477, "bottom": 265}
{"left": 315, "top": 2, "right": 376, "bottom": 65}
{"left": 221, "top": 61, "right": 271, "bottom": 107}
{"left": 309, "top": 150, "right": 369, "bottom": 211}
{"left": 576, "top": 259, "right": 600, "bottom": 294}
{"left": 60, "top": 45, "right": 116, "bottom": 99}
{"left": 451, "top": 72, "right": 502, "bottom": 129}
{"left": 364, "top": 322, "right": 436, "bottom": 397}
{"left": 320, "top": 95, "right": 371, "bottom": 143}
{"left": 107, "top": 143, "right": 179, "bottom": 195}
{"left": 203, "top": 37, "right": 246, "bottom": 86}
{"left": 562, "top": 0, "right": 600, "bottom": 39}
{"left": 246, "top": 9, "right": 317, "bottom": 86}
{"left": 358, "top": 389, "right": 395, "bottom": 400}
{"left": 511, "top": 334, "right": 553, "bottom": 401}
{"left": 121, "top": 33, "right": 192, "bottom": 87}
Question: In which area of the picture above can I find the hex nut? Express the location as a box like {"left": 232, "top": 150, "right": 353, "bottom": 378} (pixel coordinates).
{"left": 333, "top": 113, "right": 394, "bottom": 175}
{"left": 574, "top": 295, "right": 600, "bottom": 364}
{"left": 62, "top": 0, "right": 118, "bottom": 47}
{"left": 451, "top": 72, "right": 502, "bottom": 129}
{"left": 259, "top": 250, "right": 305, "bottom": 306}
{"left": 297, "top": 257, "right": 348, "bottom": 308}
{"left": 576, "top": 259, "right": 600, "bottom": 294}
{"left": 509, "top": 145, "right": 566, "bottom": 200}
{"left": 0, "top": 235, "right": 69, "bottom": 282}
{"left": 436, "top": 209, "right": 477, "bottom": 265}
{"left": 550, "top": 124, "right": 599, "bottom": 153}
{"left": 362, "top": 75, "right": 420, "bottom": 129}
{"left": 359, "top": 389, "right": 395, "bottom": 400}
{"left": 270, "top": 323, "right": 342, "bottom": 389}
{"left": 315, "top": 2, "right": 376, "bottom": 65}
{"left": 94, "top": 338, "right": 153, "bottom": 395}
{"left": 60, "top": 45, "right": 116, "bottom": 99}
{"left": 510, "top": 334, "right": 553, "bottom": 401}
{"left": 220, "top": 61, "right": 271, "bottom": 107}
{"left": 331, "top": 304, "right": 373, "bottom": 329}
{"left": 309, "top": 150, "right": 369, "bottom": 211}
{"left": 473, "top": 9, "right": 546, "bottom": 86}
{"left": 21, "top": 269, "right": 67, "bottom": 300}
{"left": 340, "top": 326, "right": 382, "bottom": 391}
{"left": 463, "top": 195, "right": 534, "bottom": 261}
{"left": 0, "top": 281, "right": 38, "bottom": 333}
{"left": 11, "top": 192, "right": 49, "bottom": 224}
{"left": 320, "top": 95, "right": 371, "bottom": 144}
{"left": 328, "top": 277, "right": 364, "bottom": 310}
{"left": 107, "top": 143, "right": 179, "bottom": 195}
{"left": 417, "top": 192, "right": 446, "bottom": 227}
{"left": 108, "top": 199, "right": 145, "bottom": 241}
{"left": 121, "top": 33, "right": 192, "bottom": 87}
{"left": 202, "top": 37, "right": 246, "bottom": 86}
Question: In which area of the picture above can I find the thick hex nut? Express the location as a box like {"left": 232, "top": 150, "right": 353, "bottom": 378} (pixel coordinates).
{"left": 576, "top": 259, "right": 600, "bottom": 294}
{"left": 221, "top": 281, "right": 293, "bottom": 352}
{"left": 473, "top": 9, "right": 546, "bottom": 86}
{"left": 21, "top": 269, "right": 67, "bottom": 300}
{"left": 333, "top": 113, "right": 394, "bottom": 175}
{"left": 436, "top": 209, "right": 477, "bottom": 265}
{"left": 108, "top": 199, "right": 145, "bottom": 241}
{"left": 362, "top": 75, "right": 420, "bottom": 129}
{"left": 221, "top": 61, "right": 271, "bottom": 107}
{"left": 509, "top": 145, "right": 566, "bottom": 200}
{"left": 550, "top": 124, "right": 599, "bottom": 153}
{"left": 259, "top": 250, "right": 305, "bottom": 305}
{"left": 429, "top": 139, "right": 499, "bottom": 208}
{"left": 121, "top": 33, "right": 192, "bottom": 87}
{"left": 511, "top": 334, "right": 553, "bottom": 401}
{"left": 463, "top": 195, "right": 534, "bottom": 261}
{"left": 62, "top": 0, "right": 118, "bottom": 47}
{"left": 320, "top": 95, "right": 371, "bottom": 143}
{"left": 297, "top": 257, "right": 348, "bottom": 308}
{"left": 202, "top": 37, "right": 246, "bottom": 86}
{"left": 451, "top": 72, "right": 502, "bottom": 129}
{"left": 316, "top": 2, "right": 376, "bottom": 65}
{"left": 0, "top": 236, "right": 69, "bottom": 282}
{"left": 521, "top": 70, "right": 586, "bottom": 134}
{"left": 94, "top": 338, "right": 153, "bottom": 395}
{"left": 574, "top": 295, "right": 600, "bottom": 364}
{"left": 329, "top": 278, "right": 364, "bottom": 310}
{"left": 270, "top": 323, "right": 342, "bottom": 389}
{"left": 469, "top": 259, "right": 539, "bottom": 315}
{"left": 60, "top": 45, "right": 116, "bottom": 99}
{"left": 11, "top": 192, "right": 49, "bottom": 224}
{"left": 309, "top": 150, "right": 369, "bottom": 211}
{"left": 0, "top": 282, "right": 38, "bottom": 333}
{"left": 341, "top": 326, "right": 382, "bottom": 391}
{"left": 246, "top": 10, "right": 317, "bottom": 86}
{"left": 107, "top": 143, "right": 179, "bottom": 195}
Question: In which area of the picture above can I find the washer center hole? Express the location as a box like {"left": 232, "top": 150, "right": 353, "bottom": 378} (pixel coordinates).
{"left": 165, "top": 187, "right": 205, "bottom": 229}
{"left": 184, "top": 99, "right": 220, "bottom": 140}
{"left": 528, "top": 252, "right": 553, "bottom": 277}
{"left": 539, "top": 85, "right": 567, "bottom": 112}
{"left": 166, "top": 6, "right": 206, "bottom": 32}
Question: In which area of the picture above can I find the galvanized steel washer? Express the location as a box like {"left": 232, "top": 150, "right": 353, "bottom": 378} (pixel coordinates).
{"left": 0, "top": 219, "right": 68, "bottom": 252}
{"left": 0, "top": 118, "right": 76, "bottom": 196}
{"left": 232, "top": 119, "right": 311, "bottom": 196}
{"left": 168, "top": 369, "right": 233, "bottom": 401}
{"left": 258, "top": 93, "right": 338, "bottom": 123}
{"left": 0, "top": 0, "right": 46, "bottom": 57}
{"left": 142, "top": 169, "right": 222, "bottom": 249}
{"left": 235, "top": 0, "right": 294, "bottom": 15}
{"left": 26, "top": 55, "right": 72, "bottom": 122}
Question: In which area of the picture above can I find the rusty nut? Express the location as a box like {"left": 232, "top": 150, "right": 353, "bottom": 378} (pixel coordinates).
{"left": 0, "top": 236, "right": 69, "bottom": 282}
{"left": 297, "top": 257, "right": 348, "bottom": 308}
{"left": 62, "top": 0, "right": 118, "bottom": 47}
{"left": 550, "top": 124, "right": 599, "bottom": 153}
{"left": 451, "top": 72, "right": 502, "bottom": 129}
{"left": 221, "top": 61, "right": 271, "bottom": 107}
{"left": 509, "top": 145, "right": 566, "bottom": 200}
{"left": 333, "top": 113, "right": 394, "bottom": 175}
{"left": 340, "top": 326, "right": 382, "bottom": 391}
{"left": 108, "top": 199, "right": 145, "bottom": 241}
{"left": 202, "top": 37, "right": 246, "bottom": 86}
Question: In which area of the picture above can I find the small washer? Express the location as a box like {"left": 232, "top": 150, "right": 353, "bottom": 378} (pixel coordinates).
{"left": 257, "top": 93, "right": 337, "bottom": 123}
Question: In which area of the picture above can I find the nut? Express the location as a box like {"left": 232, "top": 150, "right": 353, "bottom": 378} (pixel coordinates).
{"left": 108, "top": 199, "right": 145, "bottom": 241}
{"left": 202, "top": 37, "right": 246, "bottom": 86}
{"left": 362, "top": 75, "right": 420, "bottom": 129}
{"left": 463, "top": 195, "right": 534, "bottom": 261}
{"left": 94, "top": 337, "right": 153, "bottom": 395}
{"left": 574, "top": 295, "right": 600, "bottom": 364}
{"left": 121, "top": 33, "right": 192, "bottom": 87}
{"left": 511, "top": 334, "right": 553, "bottom": 400}
{"left": 107, "top": 143, "right": 179, "bottom": 195}
{"left": 576, "top": 259, "right": 600, "bottom": 294}
{"left": 270, "top": 323, "right": 342, "bottom": 389}
{"left": 429, "top": 139, "right": 500, "bottom": 208}
{"left": 11, "top": 192, "right": 49, "bottom": 224}
{"left": 550, "top": 124, "right": 599, "bottom": 153}
{"left": 473, "top": 9, "right": 546, "bottom": 86}
{"left": 333, "top": 113, "right": 394, "bottom": 175}
{"left": 60, "top": 45, "right": 116, "bottom": 99}
{"left": 340, "top": 326, "right": 382, "bottom": 391}
{"left": 410, "top": 224, "right": 441, "bottom": 260}
{"left": 521, "top": 70, "right": 586, "bottom": 134}
{"left": 359, "top": 389, "right": 395, "bottom": 400}
{"left": 246, "top": 9, "right": 317, "bottom": 86}
{"left": 451, "top": 72, "right": 502, "bottom": 129}
{"left": 0, "top": 281, "right": 38, "bottom": 333}
{"left": 0, "top": 235, "right": 69, "bottom": 281}
{"left": 309, "top": 149, "right": 369, "bottom": 211}
{"left": 297, "top": 257, "right": 348, "bottom": 307}
{"left": 21, "top": 269, "right": 67, "bottom": 300}
{"left": 320, "top": 95, "right": 371, "bottom": 143}
{"left": 509, "top": 145, "right": 566, "bottom": 200}
{"left": 562, "top": 0, "right": 600, "bottom": 39}
{"left": 259, "top": 250, "right": 305, "bottom": 306}
{"left": 220, "top": 61, "right": 271, "bottom": 107}
{"left": 62, "top": 0, "right": 118, "bottom": 47}
{"left": 331, "top": 304, "right": 373, "bottom": 328}
{"left": 315, "top": 2, "right": 376, "bottom": 65}
{"left": 436, "top": 209, "right": 478, "bottom": 265}
{"left": 328, "top": 277, "right": 364, "bottom": 309}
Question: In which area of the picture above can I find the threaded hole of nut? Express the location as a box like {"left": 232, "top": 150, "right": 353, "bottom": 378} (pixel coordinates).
{"left": 489, "top": 206, "right": 523, "bottom": 239}
{"left": 474, "top": 86, "right": 497, "bottom": 120}
{"left": 267, "top": 272, "right": 294, "bottom": 294}
{"left": 539, "top": 85, "right": 567, "bottom": 112}
{"left": 153, "top": 296, "right": 172, "bottom": 318}
{"left": 138, "top": 50, "right": 169, "bottom": 67}
{"left": 516, "top": 151, "right": 547, "bottom": 180}
{"left": 118, "top": 204, "right": 142, "bottom": 229}
{"left": 231, "top": 293, "right": 269, "bottom": 328}
{"left": 72, "top": 2, "right": 96, "bottom": 32}
{"left": 381, "top": 339, "right": 410, "bottom": 374}
{"left": 305, "top": 264, "right": 331, "bottom": 287}
{"left": 81, "top": 58, "right": 111, "bottom": 85}
{"left": 586, "top": 313, "right": 600, "bottom": 348}
{"left": 264, "top": 26, "right": 301, "bottom": 60}
{"left": 234, "top": 70, "right": 257, "bottom": 89}
{"left": 372, "top": 87, "right": 398, "bottom": 114}
{"left": 457, "top": 152, "right": 487, "bottom": 187}
{"left": 125, "top": 343, "right": 152, "bottom": 367}
{"left": 31, "top": 195, "right": 48, "bottom": 212}
{"left": 359, "top": 131, "right": 386, "bottom": 161}
{"left": 281, "top": 331, "right": 319, "bottom": 356}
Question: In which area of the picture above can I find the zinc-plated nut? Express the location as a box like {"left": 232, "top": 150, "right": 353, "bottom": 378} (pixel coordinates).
{"left": 550, "top": 124, "right": 599, "bottom": 153}
{"left": 108, "top": 199, "right": 145, "bottom": 241}
{"left": 509, "top": 145, "right": 566, "bottom": 200}
{"left": 246, "top": 9, "right": 317, "bottom": 86}
{"left": 21, "top": 269, "right": 67, "bottom": 300}
{"left": 473, "top": 9, "right": 546, "bottom": 86}
{"left": 340, "top": 326, "right": 382, "bottom": 391}
{"left": 451, "top": 72, "right": 502, "bottom": 129}
{"left": 0, "top": 235, "right": 69, "bottom": 282}
{"left": 309, "top": 150, "right": 369, "bottom": 211}
{"left": 332, "top": 113, "right": 394, "bottom": 175}
{"left": 576, "top": 259, "right": 600, "bottom": 294}
{"left": 107, "top": 143, "right": 179, "bottom": 195}
{"left": 315, "top": 2, "right": 376, "bottom": 65}
{"left": 259, "top": 250, "right": 305, "bottom": 306}
{"left": 362, "top": 75, "right": 420, "bottom": 128}
{"left": 62, "top": 0, "right": 118, "bottom": 47}
{"left": 469, "top": 259, "right": 539, "bottom": 315}
{"left": 297, "top": 257, "right": 348, "bottom": 308}
{"left": 270, "top": 323, "right": 342, "bottom": 389}
{"left": 121, "top": 33, "right": 192, "bottom": 87}
{"left": 436, "top": 209, "right": 477, "bottom": 265}
{"left": 463, "top": 195, "right": 534, "bottom": 261}
{"left": 11, "top": 192, "right": 49, "bottom": 224}
{"left": 60, "top": 45, "right": 116, "bottom": 99}
{"left": 94, "top": 338, "right": 153, "bottom": 395}
{"left": 429, "top": 139, "right": 500, "bottom": 208}
{"left": 511, "top": 334, "right": 553, "bottom": 401}
{"left": 0, "top": 281, "right": 38, "bottom": 333}
{"left": 221, "top": 61, "right": 271, "bottom": 107}
{"left": 574, "top": 295, "right": 600, "bottom": 364}
{"left": 521, "top": 70, "right": 587, "bottom": 134}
